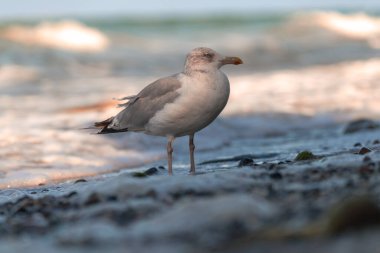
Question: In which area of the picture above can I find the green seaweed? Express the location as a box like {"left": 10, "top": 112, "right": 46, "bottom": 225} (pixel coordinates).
{"left": 295, "top": 150, "right": 316, "bottom": 161}
{"left": 132, "top": 172, "right": 147, "bottom": 178}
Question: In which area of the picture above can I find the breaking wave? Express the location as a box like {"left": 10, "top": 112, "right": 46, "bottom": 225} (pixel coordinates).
{"left": 279, "top": 11, "right": 380, "bottom": 48}
{"left": 0, "top": 20, "right": 109, "bottom": 52}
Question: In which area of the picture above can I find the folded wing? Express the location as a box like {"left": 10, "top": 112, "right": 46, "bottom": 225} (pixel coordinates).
{"left": 94, "top": 75, "right": 182, "bottom": 134}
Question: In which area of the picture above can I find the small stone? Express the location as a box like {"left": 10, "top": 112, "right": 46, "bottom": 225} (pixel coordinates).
{"left": 354, "top": 142, "right": 362, "bottom": 147}
{"left": 132, "top": 167, "right": 159, "bottom": 177}
{"left": 373, "top": 139, "right": 380, "bottom": 145}
{"left": 358, "top": 147, "right": 371, "bottom": 155}
{"left": 343, "top": 119, "right": 380, "bottom": 134}
{"left": 106, "top": 195, "right": 118, "bottom": 201}
{"left": 238, "top": 158, "right": 254, "bottom": 167}
{"left": 269, "top": 172, "right": 282, "bottom": 180}
{"left": 311, "top": 168, "right": 320, "bottom": 174}
{"left": 158, "top": 166, "right": 166, "bottom": 170}
{"left": 66, "top": 191, "right": 78, "bottom": 198}
{"left": 85, "top": 193, "right": 101, "bottom": 206}
{"left": 295, "top": 151, "right": 316, "bottom": 161}
{"left": 144, "top": 167, "right": 159, "bottom": 175}
{"left": 74, "top": 179, "right": 87, "bottom": 184}
{"left": 359, "top": 166, "right": 374, "bottom": 175}
{"left": 363, "top": 156, "right": 372, "bottom": 163}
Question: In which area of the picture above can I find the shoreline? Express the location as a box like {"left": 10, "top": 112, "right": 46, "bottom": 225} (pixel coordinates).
{"left": 0, "top": 121, "right": 379, "bottom": 252}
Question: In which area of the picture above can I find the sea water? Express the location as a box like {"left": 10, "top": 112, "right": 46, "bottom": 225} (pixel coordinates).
{"left": 1, "top": 10, "right": 380, "bottom": 188}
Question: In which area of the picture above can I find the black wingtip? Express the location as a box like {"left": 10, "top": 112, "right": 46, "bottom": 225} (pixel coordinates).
{"left": 97, "top": 127, "right": 129, "bottom": 134}
{"left": 91, "top": 116, "right": 129, "bottom": 134}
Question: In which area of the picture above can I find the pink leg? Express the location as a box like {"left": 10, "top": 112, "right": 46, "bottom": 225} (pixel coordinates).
{"left": 189, "top": 134, "right": 196, "bottom": 175}
{"left": 167, "top": 136, "right": 174, "bottom": 175}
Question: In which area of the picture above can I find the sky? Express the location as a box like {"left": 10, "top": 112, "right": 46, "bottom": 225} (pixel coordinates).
{"left": 1, "top": 0, "right": 380, "bottom": 20}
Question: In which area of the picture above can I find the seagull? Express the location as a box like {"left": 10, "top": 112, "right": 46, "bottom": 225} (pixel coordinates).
{"left": 93, "top": 47, "right": 242, "bottom": 175}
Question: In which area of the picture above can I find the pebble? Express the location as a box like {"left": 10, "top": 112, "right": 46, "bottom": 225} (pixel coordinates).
{"left": 238, "top": 158, "right": 254, "bottom": 167}
{"left": 84, "top": 193, "right": 101, "bottom": 206}
{"left": 358, "top": 147, "right": 372, "bottom": 155}
{"left": 66, "top": 191, "right": 78, "bottom": 198}
{"left": 132, "top": 167, "right": 160, "bottom": 178}
{"left": 343, "top": 119, "right": 380, "bottom": 134}
{"left": 144, "top": 167, "right": 159, "bottom": 175}
{"left": 269, "top": 172, "right": 283, "bottom": 180}
{"left": 74, "top": 179, "right": 87, "bottom": 184}
{"left": 359, "top": 166, "right": 374, "bottom": 175}
{"left": 363, "top": 156, "right": 372, "bottom": 163}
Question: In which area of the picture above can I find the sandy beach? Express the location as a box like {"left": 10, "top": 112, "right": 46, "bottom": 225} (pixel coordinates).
{"left": 0, "top": 120, "right": 379, "bottom": 252}
{"left": 1, "top": 8, "right": 380, "bottom": 252}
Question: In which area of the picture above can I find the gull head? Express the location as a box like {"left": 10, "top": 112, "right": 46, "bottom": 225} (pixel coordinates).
{"left": 184, "top": 47, "right": 243, "bottom": 73}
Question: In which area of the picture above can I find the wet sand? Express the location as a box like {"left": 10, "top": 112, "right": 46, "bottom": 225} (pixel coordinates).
{"left": 0, "top": 121, "right": 379, "bottom": 253}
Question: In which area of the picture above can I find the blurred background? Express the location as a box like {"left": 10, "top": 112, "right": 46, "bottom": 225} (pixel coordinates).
{"left": 1, "top": 0, "right": 380, "bottom": 188}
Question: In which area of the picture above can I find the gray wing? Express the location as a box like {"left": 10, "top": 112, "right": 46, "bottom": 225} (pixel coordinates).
{"left": 108, "top": 74, "right": 182, "bottom": 132}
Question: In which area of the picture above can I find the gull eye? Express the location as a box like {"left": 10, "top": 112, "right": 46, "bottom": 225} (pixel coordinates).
{"left": 203, "top": 53, "right": 213, "bottom": 58}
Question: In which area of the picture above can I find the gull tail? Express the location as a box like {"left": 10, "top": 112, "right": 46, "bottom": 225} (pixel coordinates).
{"left": 93, "top": 117, "right": 128, "bottom": 134}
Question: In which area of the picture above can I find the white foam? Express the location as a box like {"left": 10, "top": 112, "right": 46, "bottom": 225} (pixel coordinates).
{"left": 226, "top": 58, "right": 380, "bottom": 118}
{"left": 1, "top": 20, "right": 109, "bottom": 52}
{"left": 283, "top": 11, "right": 380, "bottom": 48}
